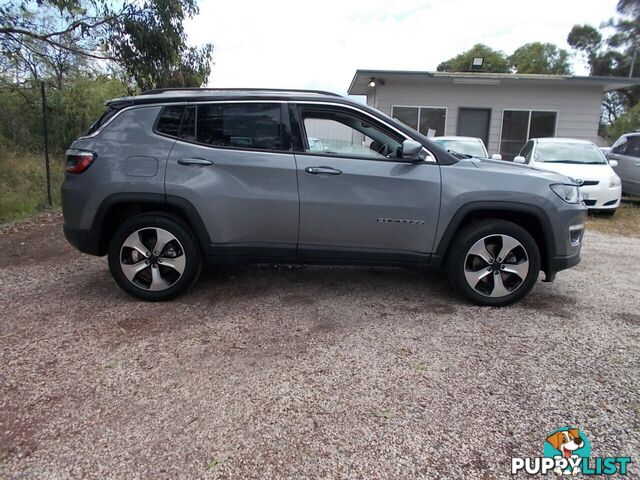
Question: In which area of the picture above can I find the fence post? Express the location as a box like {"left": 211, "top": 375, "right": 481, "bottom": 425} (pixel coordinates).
{"left": 40, "top": 81, "right": 53, "bottom": 207}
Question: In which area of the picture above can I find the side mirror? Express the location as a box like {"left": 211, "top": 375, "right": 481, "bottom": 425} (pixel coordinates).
{"left": 401, "top": 139, "right": 423, "bottom": 161}
{"left": 609, "top": 159, "right": 618, "bottom": 168}
{"left": 513, "top": 156, "right": 526, "bottom": 164}
{"left": 491, "top": 153, "right": 502, "bottom": 160}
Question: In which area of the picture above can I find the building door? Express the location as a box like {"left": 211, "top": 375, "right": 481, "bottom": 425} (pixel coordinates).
{"left": 457, "top": 108, "right": 491, "bottom": 147}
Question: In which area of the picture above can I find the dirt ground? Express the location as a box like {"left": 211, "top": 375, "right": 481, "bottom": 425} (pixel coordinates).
{"left": 0, "top": 212, "right": 639, "bottom": 479}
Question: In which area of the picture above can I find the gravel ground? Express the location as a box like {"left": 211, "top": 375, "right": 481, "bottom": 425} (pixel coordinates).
{"left": 0, "top": 213, "right": 638, "bottom": 479}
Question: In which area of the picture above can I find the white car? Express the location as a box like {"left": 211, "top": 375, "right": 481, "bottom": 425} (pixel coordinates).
{"left": 432, "top": 136, "right": 502, "bottom": 159}
{"left": 514, "top": 138, "right": 622, "bottom": 215}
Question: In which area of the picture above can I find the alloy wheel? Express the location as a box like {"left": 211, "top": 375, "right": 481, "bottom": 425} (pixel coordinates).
{"left": 119, "top": 227, "right": 186, "bottom": 291}
{"left": 463, "top": 234, "right": 530, "bottom": 298}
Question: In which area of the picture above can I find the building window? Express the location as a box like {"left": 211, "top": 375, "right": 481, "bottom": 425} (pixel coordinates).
{"left": 392, "top": 106, "right": 446, "bottom": 136}
{"left": 500, "top": 110, "right": 557, "bottom": 160}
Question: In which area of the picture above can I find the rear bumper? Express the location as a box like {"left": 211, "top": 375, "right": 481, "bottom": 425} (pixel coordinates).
{"left": 63, "top": 225, "right": 103, "bottom": 256}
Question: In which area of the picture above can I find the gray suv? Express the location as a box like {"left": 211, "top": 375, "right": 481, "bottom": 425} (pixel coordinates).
{"left": 62, "top": 88, "right": 586, "bottom": 306}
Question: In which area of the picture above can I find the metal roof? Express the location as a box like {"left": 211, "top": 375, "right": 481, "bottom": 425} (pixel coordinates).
{"left": 348, "top": 69, "right": 640, "bottom": 95}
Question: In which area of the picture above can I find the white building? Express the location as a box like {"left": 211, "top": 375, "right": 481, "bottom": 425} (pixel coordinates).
{"left": 348, "top": 70, "right": 640, "bottom": 159}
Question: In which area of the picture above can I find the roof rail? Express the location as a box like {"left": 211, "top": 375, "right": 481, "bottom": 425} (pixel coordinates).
{"left": 140, "top": 87, "right": 341, "bottom": 97}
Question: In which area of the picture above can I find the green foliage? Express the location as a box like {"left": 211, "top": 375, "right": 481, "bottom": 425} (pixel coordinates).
{"left": 437, "top": 43, "right": 511, "bottom": 73}
{"left": 107, "top": 0, "right": 213, "bottom": 91}
{"left": 0, "top": 75, "right": 127, "bottom": 152}
{"left": 567, "top": 24, "right": 603, "bottom": 64}
{"left": 567, "top": 1, "right": 640, "bottom": 130}
{"left": 1, "top": 0, "right": 214, "bottom": 91}
{"left": 508, "top": 42, "right": 572, "bottom": 75}
{"left": 605, "top": 102, "right": 640, "bottom": 141}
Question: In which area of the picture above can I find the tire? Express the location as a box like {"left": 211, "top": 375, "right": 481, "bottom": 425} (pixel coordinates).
{"left": 446, "top": 219, "right": 541, "bottom": 307}
{"left": 108, "top": 213, "right": 202, "bottom": 301}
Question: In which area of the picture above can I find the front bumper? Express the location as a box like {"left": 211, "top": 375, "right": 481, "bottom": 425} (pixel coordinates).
{"left": 579, "top": 182, "right": 621, "bottom": 209}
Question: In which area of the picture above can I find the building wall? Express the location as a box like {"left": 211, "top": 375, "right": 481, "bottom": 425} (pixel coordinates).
{"left": 365, "top": 79, "right": 603, "bottom": 155}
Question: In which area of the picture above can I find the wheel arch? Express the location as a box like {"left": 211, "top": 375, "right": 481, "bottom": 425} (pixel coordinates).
{"left": 434, "top": 202, "right": 555, "bottom": 273}
{"left": 92, "top": 193, "right": 210, "bottom": 256}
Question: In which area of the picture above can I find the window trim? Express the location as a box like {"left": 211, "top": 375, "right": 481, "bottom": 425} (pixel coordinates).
{"left": 498, "top": 108, "right": 558, "bottom": 158}
{"left": 296, "top": 103, "right": 417, "bottom": 163}
{"left": 391, "top": 105, "right": 448, "bottom": 136}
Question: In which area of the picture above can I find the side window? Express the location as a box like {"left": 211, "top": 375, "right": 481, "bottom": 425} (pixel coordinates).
{"left": 299, "top": 108, "right": 403, "bottom": 159}
{"left": 626, "top": 136, "right": 640, "bottom": 158}
{"left": 196, "top": 103, "right": 286, "bottom": 151}
{"left": 611, "top": 136, "right": 630, "bottom": 155}
{"left": 519, "top": 140, "right": 534, "bottom": 162}
{"left": 156, "top": 106, "right": 185, "bottom": 137}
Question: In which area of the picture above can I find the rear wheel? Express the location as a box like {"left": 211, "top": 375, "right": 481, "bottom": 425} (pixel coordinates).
{"left": 108, "top": 214, "right": 202, "bottom": 301}
{"left": 447, "top": 220, "right": 541, "bottom": 306}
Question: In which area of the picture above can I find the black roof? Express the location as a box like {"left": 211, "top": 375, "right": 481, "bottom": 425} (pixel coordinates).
{"left": 106, "top": 88, "right": 344, "bottom": 108}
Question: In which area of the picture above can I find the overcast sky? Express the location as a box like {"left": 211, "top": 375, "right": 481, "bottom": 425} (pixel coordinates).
{"left": 185, "top": 0, "right": 619, "bottom": 94}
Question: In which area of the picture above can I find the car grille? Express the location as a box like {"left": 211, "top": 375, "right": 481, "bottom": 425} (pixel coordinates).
{"left": 580, "top": 180, "right": 599, "bottom": 186}
{"left": 583, "top": 199, "right": 597, "bottom": 206}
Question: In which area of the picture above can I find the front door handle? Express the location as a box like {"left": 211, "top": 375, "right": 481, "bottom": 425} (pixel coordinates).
{"left": 305, "top": 166, "right": 342, "bottom": 175}
{"left": 178, "top": 157, "right": 213, "bottom": 166}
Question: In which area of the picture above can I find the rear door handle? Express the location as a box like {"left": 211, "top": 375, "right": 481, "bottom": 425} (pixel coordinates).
{"left": 305, "top": 166, "right": 342, "bottom": 175}
{"left": 178, "top": 157, "right": 213, "bottom": 166}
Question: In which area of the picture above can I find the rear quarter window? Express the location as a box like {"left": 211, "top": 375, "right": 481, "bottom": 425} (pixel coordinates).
{"left": 85, "top": 107, "right": 119, "bottom": 135}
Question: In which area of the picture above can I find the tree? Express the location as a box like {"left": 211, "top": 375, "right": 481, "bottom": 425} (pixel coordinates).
{"left": 605, "top": 102, "right": 640, "bottom": 141}
{"left": 0, "top": 0, "right": 213, "bottom": 90}
{"left": 107, "top": 0, "right": 213, "bottom": 92}
{"left": 567, "top": 0, "right": 640, "bottom": 130}
{"left": 508, "top": 42, "right": 572, "bottom": 75}
{"left": 437, "top": 44, "right": 511, "bottom": 73}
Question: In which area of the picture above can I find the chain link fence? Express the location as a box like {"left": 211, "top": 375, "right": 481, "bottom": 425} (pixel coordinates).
{"left": 0, "top": 149, "right": 64, "bottom": 223}
{"left": 0, "top": 82, "right": 65, "bottom": 224}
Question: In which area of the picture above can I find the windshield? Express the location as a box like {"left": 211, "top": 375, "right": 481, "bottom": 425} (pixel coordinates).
{"left": 433, "top": 139, "right": 487, "bottom": 158}
{"left": 534, "top": 142, "right": 607, "bottom": 164}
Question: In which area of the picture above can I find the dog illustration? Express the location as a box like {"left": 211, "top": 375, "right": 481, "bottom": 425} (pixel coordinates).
{"left": 546, "top": 429, "right": 584, "bottom": 476}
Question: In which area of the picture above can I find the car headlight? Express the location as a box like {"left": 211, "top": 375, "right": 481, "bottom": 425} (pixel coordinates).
{"left": 550, "top": 184, "right": 581, "bottom": 204}
{"left": 609, "top": 175, "right": 621, "bottom": 187}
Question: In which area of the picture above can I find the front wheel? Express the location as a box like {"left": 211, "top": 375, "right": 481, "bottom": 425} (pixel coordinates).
{"left": 108, "top": 214, "right": 202, "bottom": 301}
{"left": 447, "top": 220, "right": 541, "bottom": 306}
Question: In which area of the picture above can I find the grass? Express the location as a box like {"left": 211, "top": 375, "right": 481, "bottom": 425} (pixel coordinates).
{"left": 0, "top": 148, "right": 65, "bottom": 223}
{"left": 586, "top": 198, "right": 640, "bottom": 238}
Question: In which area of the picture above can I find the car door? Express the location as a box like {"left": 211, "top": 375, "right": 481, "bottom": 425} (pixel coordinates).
{"left": 609, "top": 134, "right": 640, "bottom": 195}
{"left": 290, "top": 103, "right": 441, "bottom": 262}
{"left": 164, "top": 101, "right": 299, "bottom": 257}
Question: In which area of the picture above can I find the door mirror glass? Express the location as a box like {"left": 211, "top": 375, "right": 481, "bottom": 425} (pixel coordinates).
{"left": 513, "top": 155, "right": 526, "bottom": 164}
{"left": 401, "top": 139, "right": 423, "bottom": 161}
{"left": 491, "top": 153, "right": 503, "bottom": 160}
{"left": 608, "top": 159, "right": 618, "bottom": 168}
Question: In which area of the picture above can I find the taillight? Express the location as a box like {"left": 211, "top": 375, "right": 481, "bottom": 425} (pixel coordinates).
{"left": 65, "top": 150, "right": 96, "bottom": 174}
